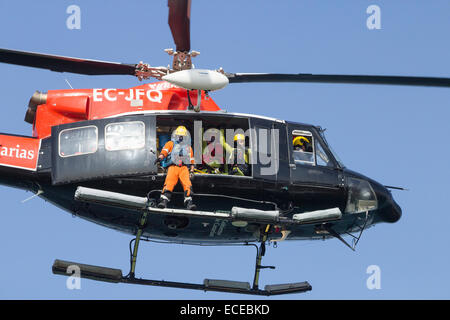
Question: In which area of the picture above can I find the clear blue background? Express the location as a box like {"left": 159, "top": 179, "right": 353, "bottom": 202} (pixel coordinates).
{"left": 0, "top": 0, "right": 449, "bottom": 299}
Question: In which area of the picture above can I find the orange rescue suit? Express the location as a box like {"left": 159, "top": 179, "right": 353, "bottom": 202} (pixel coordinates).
{"left": 160, "top": 140, "right": 195, "bottom": 196}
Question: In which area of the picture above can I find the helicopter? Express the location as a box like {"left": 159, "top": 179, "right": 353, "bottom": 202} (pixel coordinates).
{"left": 0, "top": 1, "right": 449, "bottom": 297}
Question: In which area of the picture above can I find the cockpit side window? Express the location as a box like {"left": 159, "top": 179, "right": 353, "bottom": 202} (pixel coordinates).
{"left": 315, "top": 138, "right": 333, "bottom": 167}
{"left": 292, "top": 130, "right": 314, "bottom": 165}
{"left": 318, "top": 129, "right": 345, "bottom": 168}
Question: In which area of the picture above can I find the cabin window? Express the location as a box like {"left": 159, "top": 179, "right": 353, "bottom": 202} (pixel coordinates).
{"left": 292, "top": 130, "right": 314, "bottom": 165}
{"left": 105, "top": 121, "right": 145, "bottom": 151}
{"left": 59, "top": 126, "right": 98, "bottom": 158}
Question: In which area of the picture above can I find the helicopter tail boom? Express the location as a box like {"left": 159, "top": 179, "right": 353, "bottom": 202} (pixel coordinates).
{"left": 0, "top": 134, "right": 40, "bottom": 172}
{"left": 0, "top": 134, "right": 41, "bottom": 190}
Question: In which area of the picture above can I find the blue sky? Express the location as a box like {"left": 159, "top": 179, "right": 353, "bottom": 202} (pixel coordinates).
{"left": 0, "top": 0, "right": 449, "bottom": 299}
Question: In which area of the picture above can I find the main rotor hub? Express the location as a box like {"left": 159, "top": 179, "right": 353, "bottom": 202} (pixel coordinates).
{"left": 165, "top": 48, "right": 200, "bottom": 71}
{"left": 134, "top": 62, "right": 169, "bottom": 81}
{"left": 133, "top": 49, "right": 202, "bottom": 81}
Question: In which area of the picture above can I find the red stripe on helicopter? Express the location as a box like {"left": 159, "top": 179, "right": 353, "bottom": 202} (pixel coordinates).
{"left": 0, "top": 134, "right": 40, "bottom": 171}
{"left": 32, "top": 81, "right": 221, "bottom": 139}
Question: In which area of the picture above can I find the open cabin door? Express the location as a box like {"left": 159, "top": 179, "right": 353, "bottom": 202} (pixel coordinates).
{"left": 51, "top": 115, "right": 157, "bottom": 185}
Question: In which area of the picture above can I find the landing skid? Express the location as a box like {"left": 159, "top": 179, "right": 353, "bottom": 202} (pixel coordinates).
{"left": 57, "top": 187, "right": 314, "bottom": 296}
{"left": 52, "top": 213, "right": 311, "bottom": 296}
{"left": 52, "top": 259, "right": 311, "bottom": 296}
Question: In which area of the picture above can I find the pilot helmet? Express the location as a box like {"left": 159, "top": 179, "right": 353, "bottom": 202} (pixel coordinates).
{"left": 293, "top": 136, "right": 310, "bottom": 149}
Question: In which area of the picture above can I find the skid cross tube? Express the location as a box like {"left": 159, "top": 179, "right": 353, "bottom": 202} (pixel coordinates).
{"left": 128, "top": 210, "right": 149, "bottom": 278}
{"left": 252, "top": 224, "right": 275, "bottom": 290}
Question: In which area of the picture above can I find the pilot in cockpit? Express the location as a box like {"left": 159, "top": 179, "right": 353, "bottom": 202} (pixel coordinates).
{"left": 293, "top": 136, "right": 313, "bottom": 163}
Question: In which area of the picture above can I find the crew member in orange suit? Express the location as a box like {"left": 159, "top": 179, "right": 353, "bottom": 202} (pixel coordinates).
{"left": 154, "top": 126, "right": 196, "bottom": 210}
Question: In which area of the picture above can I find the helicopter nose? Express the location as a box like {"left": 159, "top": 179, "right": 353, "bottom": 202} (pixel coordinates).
{"left": 373, "top": 184, "right": 402, "bottom": 223}
{"left": 344, "top": 171, "right": 402, "bottom": 223}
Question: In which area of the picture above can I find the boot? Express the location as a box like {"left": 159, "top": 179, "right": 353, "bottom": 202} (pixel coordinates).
{"left": 157, "top": 193, "right": 171, "bottom": 209}
{"left": 184, "top": 197, "right": 197, "bottom": 211}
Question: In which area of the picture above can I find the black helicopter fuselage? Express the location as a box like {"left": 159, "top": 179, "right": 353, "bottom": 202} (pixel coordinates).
{"left": 0, "top": 111, "right": 401, "bottom": 243}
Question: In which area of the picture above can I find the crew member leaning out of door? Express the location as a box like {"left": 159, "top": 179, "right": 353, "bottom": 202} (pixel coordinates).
{"left": 154, "top": 125, "right": 196, "bottom": 210}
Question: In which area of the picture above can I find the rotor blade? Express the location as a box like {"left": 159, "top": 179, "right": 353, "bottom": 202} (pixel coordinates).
{"left": 0, "top": 48, "right": 137, "bottom": 76}
{"left": 225, "top": 73, "right": 450, "bottom": 88}
{"left": 168, "top": 0, "right": 191, "bottom": 52}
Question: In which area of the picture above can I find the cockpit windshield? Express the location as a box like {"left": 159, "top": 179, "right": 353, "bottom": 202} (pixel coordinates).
{"left": 318, "top": 128, "right": 345, "bottom": 168}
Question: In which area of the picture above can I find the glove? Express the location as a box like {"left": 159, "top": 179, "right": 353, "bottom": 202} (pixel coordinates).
{"left": 154, "top": 157, "right": 162, "bottom": 166}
